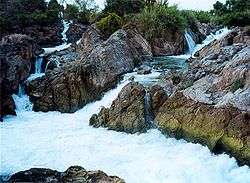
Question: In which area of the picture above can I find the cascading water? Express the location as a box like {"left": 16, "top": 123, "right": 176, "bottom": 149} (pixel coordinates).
{"left": 35, "top": 57, "right": 43, "bottom": 74}
{"left": 184, "top": 30, "right": 196, "bottom": 54}
{"left": 2, "top": 27, "right": 250, "bottom": 183}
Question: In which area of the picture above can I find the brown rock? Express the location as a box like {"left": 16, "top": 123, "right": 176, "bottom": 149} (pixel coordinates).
{"left": 0, "top": 34, "right": 37, "bottom": 118}
{"left": 27, "top": 28, "right": 152, "bottom": 113}
{"left": 90, "top": 82, "right": 150, "bottom": 134}
{"left": 7, "top": 166, "right": 125, "bottom": 183}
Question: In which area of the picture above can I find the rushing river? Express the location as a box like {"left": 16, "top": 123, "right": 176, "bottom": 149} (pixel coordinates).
{"left": 1, "top": 28, "right": 250, "bottom": 183}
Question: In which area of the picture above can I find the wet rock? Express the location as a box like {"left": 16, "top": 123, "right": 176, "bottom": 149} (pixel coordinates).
{"left": 66, "top": 23, "right": 89, "bottom": 43}
{"left": 7, "top": 166, "right": 125, "bottom": 183}
{"left": 151, "top": 29, "right": 186, "bottom": 56}
{"left": 0, "top": 34, "right": 37, "bottom": 118}
{"left": 137, "top": 65, "right": 151, "bottom": 75}
{"left": 90, "top": 82, "right": 150, "bottom": 134}
{"left": 45, "top": 46, "right": 80, "bottom": 71}
{"left": 149, "top": 85, "right": 168, "bottom": 115}
{"left": 27, "top": 27, "right": 152, "bottom": 113}
{"left": 155, "top": 92, "right": 250, "bottom": 166}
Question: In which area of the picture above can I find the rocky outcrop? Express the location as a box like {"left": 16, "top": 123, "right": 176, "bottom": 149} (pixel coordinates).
{"left": 27, "top": 27, "right": 152, "bottom": 113}
{"left": 45, "top": 46, "right": 80, "bottom": 71}
{"left": 151, "top": 29, "right": 186, "bottom": 56}
{"left": 66, "top": 23, "right": 89, "bottom": 43}
{"left": 90, "top": 82, "right": 150, "bottom": 134}
{"left": 181, "top": 27, "right": 250, "bottom": 111}
{"left": 155, "top": 92, "right": 250, "bottom": 166}
{"left": 153, "top": 27, "right": 250, "bottom": 166}
{"left": 0, "top": 34, "right": 37, "bottom": 119}
{"left": 6, "top": 166, "right": 125, "bottom": 183}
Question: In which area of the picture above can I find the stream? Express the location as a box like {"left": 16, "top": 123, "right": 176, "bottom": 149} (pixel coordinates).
{"left": 1, "top": 27, "right": 250, "bottom": 183}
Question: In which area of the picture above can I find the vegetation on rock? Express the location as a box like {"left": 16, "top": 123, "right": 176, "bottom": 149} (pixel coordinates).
{"left": 96, "top": 13, "right": 123, "bottom": 38}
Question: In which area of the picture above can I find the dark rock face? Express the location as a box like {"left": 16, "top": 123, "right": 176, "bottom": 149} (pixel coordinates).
{"left": 66, "top": 23, "right": 89, "bottom": 43}
{"left": 7, "top": 166, "right": 125, "bottom": 183}
{"left": 155, "top": 92, "right": 250, "bottom": 166}
{"left": 151, "top": 29, "right": 186, "bottom": 56}
{"left": 0, "top": 34, "right": 37, "bottom": 118}
{"left": 1, "top": 22, "right": 64, "bottom": 48}
{"left": 90, "top": 82, "right": 150, "bottom": 133}
{"left": 27, "top": 27, "right": 152, "bottom": 113}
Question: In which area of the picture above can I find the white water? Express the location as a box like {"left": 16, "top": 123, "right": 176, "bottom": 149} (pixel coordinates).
{"left": 1, "top": 26, "right": 250, "bottom": 182}
{"left": 1, "top": 73, "right": 250, "bottom": 182}
{"left": 184, "top": 31, "right": 196, "bottom": 54}
{"left": 173, "top": 27, "right": 231, "bottom": 59}
{"left": 42, "top": 20, "right": 72, "bottom": 56}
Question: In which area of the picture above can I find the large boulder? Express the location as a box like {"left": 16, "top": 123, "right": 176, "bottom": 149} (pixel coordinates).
{"left": 27, "top": 27, "right": 152, "bottom": 113}
{"left": 6, "top": 166, "right": 125, "bottom": 183}
{"left": 155, "top": 92, "right": 250, "bottom": 166}
{"left": 90, "top": 82, "right": 150, "bottom": 134}
{"left": 151, "top": 29, "right": 186, "bottom": 56}
{"left": 66, "top": 23, "right": 89, "bottom": 43}
{"left": 0, "top": 34, "right": 37, "bottom": 119}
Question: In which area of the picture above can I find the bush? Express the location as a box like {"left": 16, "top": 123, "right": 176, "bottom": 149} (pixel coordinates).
{"left": 230, "top": 79, "right": 245, "bottom": 93}
{"left": 192, "top": 11, "right": 211, "bottom": 24}
{"left": 104, "top": 0, "right": 145, "bottom": 16}
{"left": 96, "top": 13, "right": 123, "bottom": 38}
{"left": 212, "top": 11, "right": 250, "bottom": 27}
{"left": 212, "top": 0, "right": 250, "bottom": 26}
{"left": 136, "top": 4, "right": 187, "bottom": 41}
{"left": 64, "top": 4, "right": 79, "bottom": 20}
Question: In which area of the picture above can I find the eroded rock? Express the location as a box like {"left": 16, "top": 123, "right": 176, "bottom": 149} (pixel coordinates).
{"left": 27, "top": 27, "right": 152, "bottom": 113}
{"left": 0, "top": 34, "right": 37, "bottom": 118}
{"left": 90, "top": 82, "right": 150, "bottom": 134}
{"left": 6, "top": 166, "right": 125, "bottom": 183}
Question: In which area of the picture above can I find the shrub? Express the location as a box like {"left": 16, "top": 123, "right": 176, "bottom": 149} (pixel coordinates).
{"left": 104, "top": 0, "right": 145, "bottom": 16}
{"left": 136, "top": 4, "right": 187, "bottom": 41}
{"left": 230, "top": 78, "right": 245, "bottom": 93}
{"left": 192, "top": 11, "right": 211, "bottom": 24}
{"left": 212, "top": 0, "right": 250, "bottom": 26}
{"left": 96, "top": 13, "right": 123, "bottom": 38}
{"left": 64, "top": 4, "right": 79, "bottom": 20}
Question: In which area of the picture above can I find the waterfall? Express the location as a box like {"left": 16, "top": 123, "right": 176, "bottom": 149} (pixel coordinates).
{"left": 35, "top": 57, "right": 43, "bottom": 74}
{"left": 184, "top": 30, "right": 196, "bottom": 54}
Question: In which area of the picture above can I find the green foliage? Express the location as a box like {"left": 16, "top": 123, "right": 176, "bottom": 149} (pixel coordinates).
{"left": 230, "top": 78, "right": 245, "bottom": 93}
{"left": 136, "top": 4, "right": 187, "bottom": 41}
{"left": 212, "top": 0, "right": 250, "bottom": 26}
{"left": 0, "top": 0, "right": 62, "bottom": 32}
{"left": 64, "top": 4, "right": 79, "bottom": 20}
{"left": 96, "top": 13, "right": 123, "bottom": 38}
{"left": 192, "top": 11, "right": 211, "bottom": 24}
{"left": 104, "top": 0, "right": 145, "bottom": 16}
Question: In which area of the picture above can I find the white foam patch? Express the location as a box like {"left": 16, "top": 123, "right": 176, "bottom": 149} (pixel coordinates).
{"left": 1, "top": 78, "right": 250, "bottom": 183}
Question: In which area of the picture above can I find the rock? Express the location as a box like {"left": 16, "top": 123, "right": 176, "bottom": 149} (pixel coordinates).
{"left": 27, "top": 27, "right": 152, "bottom": 113}
{"left": 0, "top": 34, "right": 37, "bottom": 118}
{"left": 66, "top": 23, "right": 89, "bottom": 43}
{"left": 182, "top": 28, "right": 250, "bottom": 111}
{"left": 90, "top": 82, "right": 150, "bottom": 134}
{"left": 155, "top": 92, "right": 250, "bottom": 166}
{"left": 149, "top": 85, "right": 169, "bottom": 115}
{"left": 45, "top": 46, "right": 80, "bottom": 71}
{"left": 7, "top": 166, "right": 125, "bottom": 183}
{"left": 137, "top": 65, "right": 151, "bottom": 75}
{"left": 151, "top": 29, "right": 186, "bottom": 56}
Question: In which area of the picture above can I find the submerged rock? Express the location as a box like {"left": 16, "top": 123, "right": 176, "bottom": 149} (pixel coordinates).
{"left": 27, "top": 27, "right": 152, "bottom": 113}
{"left": 0, "top": 34, "right": 37, "bottom": 119}
{"left": 90, "top": 82, "right": 150, "bottom": 134}
{"left": 6, "top": 166, "right": 125, "bottom": 183}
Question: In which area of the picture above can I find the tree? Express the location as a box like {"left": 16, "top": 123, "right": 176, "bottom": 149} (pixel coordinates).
{"left": 104, "top": 0, "right": 145, "bottom": 16}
